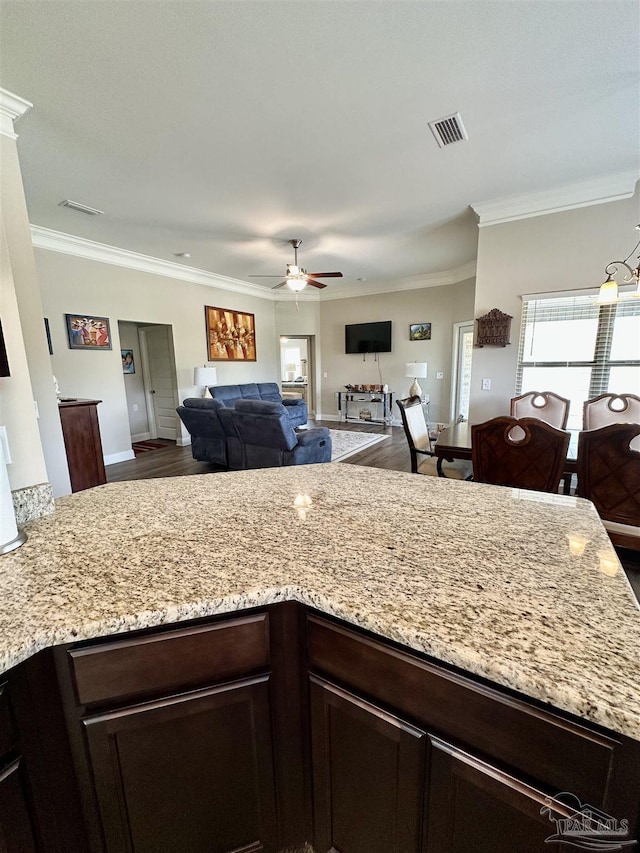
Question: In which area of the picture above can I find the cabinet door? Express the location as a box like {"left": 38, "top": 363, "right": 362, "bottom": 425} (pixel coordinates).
{"left": 83, "top": 675, "right": 278, "bottom": 853}
{"left": 0, "top": 757, "right": 38, "bottom": 853}
{"left": 310, "top": 676, "right": 427, "bottom": 853}
{"left": 426, "top": 737, "right": 572, "bottom": 852}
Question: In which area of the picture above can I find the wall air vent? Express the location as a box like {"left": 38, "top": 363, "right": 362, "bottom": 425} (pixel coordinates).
{"left": 428, "top": 112, "right": 468, "bottom": 148}
{"left": 58, "top": 199, "right": 104, "bottom": 216}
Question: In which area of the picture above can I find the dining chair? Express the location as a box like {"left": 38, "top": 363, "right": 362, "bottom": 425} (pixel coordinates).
{"left": 510, "top": 391, "right": 570, "bottom": 429}
{"left": 396, "top": 397, "right": 471, "bottom": 479}
{"left": 576, "top": 423, "right": 640, "bottom": 551}
{"left": 472, "top": 416, "right": 570, "bottom": 493}
{"left": 583, "top": 393, "right": 640, "bottom": 452}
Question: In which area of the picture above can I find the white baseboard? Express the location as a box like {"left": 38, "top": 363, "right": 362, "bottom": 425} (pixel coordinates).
{"left": 176, "top": 437, "right": 191, "bottom": 447}
{"left": 104, "top": 450, "right": 136, "bottom": 466}
{"left": 131, "top": 431, "right": 151, "bottom": 442}
{"left": 317, "top": 413, "right": 341, "bottom": 422}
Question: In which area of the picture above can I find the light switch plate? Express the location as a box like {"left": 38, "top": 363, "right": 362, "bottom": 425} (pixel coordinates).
{"left": 482, "top": 378, "right": 491, "bottom": 390}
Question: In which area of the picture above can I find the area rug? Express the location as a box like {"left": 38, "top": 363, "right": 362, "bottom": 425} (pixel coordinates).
{"left": 328, "top": 428, "right": 390, "bottom": 463}
{"left": 131, "top": 439, "right": 174, "bottom": 456}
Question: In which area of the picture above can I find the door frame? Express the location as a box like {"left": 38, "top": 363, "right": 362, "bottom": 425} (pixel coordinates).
{"left": 450, "top": 321, "right": 474, "bottom": 423}
{"left": 279, "top": 334, "right": 316, "bottom": 417}
{"left": 137, "top": 325, "right": 180, "bottom": 441}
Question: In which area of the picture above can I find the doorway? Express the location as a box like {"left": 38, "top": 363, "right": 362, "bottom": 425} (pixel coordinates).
{"left": 279, "top": 335, "right": 316, "bottom": 416}
{"left": 450, "top": 321, "right": 474, "bottom": 422}
{"left": 118, "top": 321, "right": 179, "bottom": 442}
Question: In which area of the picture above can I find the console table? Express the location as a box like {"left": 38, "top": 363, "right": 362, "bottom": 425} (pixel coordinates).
{"left": 338, "top": 390, "right": 393, "bottom": 425}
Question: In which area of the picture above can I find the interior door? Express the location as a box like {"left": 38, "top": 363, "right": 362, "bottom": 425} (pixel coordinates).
{"left": 143, "top": 326, "right": 178, "bottom": 440}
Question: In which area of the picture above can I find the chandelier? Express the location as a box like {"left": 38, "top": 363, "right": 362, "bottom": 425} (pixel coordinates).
{"left": 597, "top": 224, "right": 640, "bottom": 303}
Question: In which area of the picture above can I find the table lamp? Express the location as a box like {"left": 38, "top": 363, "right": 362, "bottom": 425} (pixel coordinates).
{"left": 405, "top": 363, "right": 428, "bottom": 398}
{"left": 193, "top": 366, "right": 218, "bottom": 398}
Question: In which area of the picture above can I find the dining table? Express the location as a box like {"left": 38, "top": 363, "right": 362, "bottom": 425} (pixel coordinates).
{"left": 434, "top": 421, "right": 579, "bottom": 493}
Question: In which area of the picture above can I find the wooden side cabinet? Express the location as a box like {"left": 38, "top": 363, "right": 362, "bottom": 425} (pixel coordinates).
{"left": 58, "top": 399, "right": 106, "bottom": 492}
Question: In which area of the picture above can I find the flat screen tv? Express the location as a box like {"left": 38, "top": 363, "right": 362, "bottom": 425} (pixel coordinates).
{"left": 345, "top": 321, "right": 392, "bottom": 354}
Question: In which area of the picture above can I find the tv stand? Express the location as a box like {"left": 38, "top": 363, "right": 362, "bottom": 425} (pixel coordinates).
{"left": 338, "top": 391, "right": 393, "bottom": 426}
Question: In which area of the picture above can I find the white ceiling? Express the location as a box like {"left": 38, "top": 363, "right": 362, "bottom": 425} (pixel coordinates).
{"left": 1, "top": 0, "right": 639, "bottom": 293}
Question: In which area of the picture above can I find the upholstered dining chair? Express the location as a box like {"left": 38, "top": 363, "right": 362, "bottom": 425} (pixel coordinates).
{"left": 583, "top": 393, "right": 640, "bottom": 451}
{"left": 576, "top": 423, "right": 640, "bottom": 551}
{"left": 510, "top": 391, "right": 570, "bottom": 429}
{"left": 396, "top": 397, "right": 471, "bottom": 479}
{"left": 472, "top": 416, "right": 570, "bottom": 493}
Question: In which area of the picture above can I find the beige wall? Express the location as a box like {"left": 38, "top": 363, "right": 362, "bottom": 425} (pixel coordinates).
{"left": 469, "top": 187, "right": 640, "bottom": 423}
{"left": 318, "top": 280, "right": 475, "bottom": 425}
{"left": 0, "top": 132, "right": 70, "bottom": 496}
{"left": 35, "top": 248, "right": 279, "bottom": 462}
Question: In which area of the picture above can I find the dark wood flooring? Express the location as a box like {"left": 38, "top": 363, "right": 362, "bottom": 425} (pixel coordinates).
{"left": 106, "top": 420, "right": 640, "bottom": 601}
{"left": 106, "top": 420, "right": 410, "bottom": 483}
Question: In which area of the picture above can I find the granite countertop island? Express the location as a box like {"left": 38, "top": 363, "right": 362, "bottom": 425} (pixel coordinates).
{"left": 1, "top": 463, "right": 639, "bottom": 740}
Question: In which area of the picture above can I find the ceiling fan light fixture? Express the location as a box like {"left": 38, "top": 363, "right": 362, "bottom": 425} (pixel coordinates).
{"left": 286, "top": 277, "right": 307, "bottom": 292}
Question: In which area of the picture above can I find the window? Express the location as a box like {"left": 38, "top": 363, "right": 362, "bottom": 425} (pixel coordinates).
{"left": 516, "top": 293, "right": 640, "bottom": 429}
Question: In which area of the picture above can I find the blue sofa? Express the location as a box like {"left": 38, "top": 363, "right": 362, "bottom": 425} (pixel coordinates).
{"left": 231, "top": 400, "right": 330, "bottom": 468}
{"left": 176, "top": 398, "right": 228, "bottom": 466}
{"left": 210, "top": 382, "right": 308, "bottom": 428}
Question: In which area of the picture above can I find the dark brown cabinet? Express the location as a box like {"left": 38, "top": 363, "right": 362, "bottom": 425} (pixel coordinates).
{"left": 310, "top": 676, "right": 426, "bottom": 853}
{"left": 426, "top": 737, "right": 571, "bottom": 852}
{"left": 58, "top": 399, "right": 106, "bottom": 492}
{"left": 83, "top": 676, "right": 278, "bottom": 853}
{"left": 0, "top": 758, "right": 38, "bottom": 853}
{"left": 0, "top": 681, "right": 38, "bottom": 853}
{"left": 5, "top": 604, "right": 640, "bottom": 852}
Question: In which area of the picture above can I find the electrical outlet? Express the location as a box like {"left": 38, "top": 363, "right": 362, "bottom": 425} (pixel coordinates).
{"left": 133, "top": 403, "right": 139, "bottom": 412}
{"left": 436, "top": 372, "right": 443, "bottom": 380}
{"left": 323, "top": 372, "right": 327, "bottom": 379}
{"left": 482, "top": 378, "right": 491, "bottom": 391}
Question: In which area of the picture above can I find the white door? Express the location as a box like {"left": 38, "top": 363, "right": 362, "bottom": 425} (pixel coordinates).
{"left": 142, "top": 326, "right": 178, "bottom": 440}
{"left": 451, "top": 322, "right": 474, "bottom": 422}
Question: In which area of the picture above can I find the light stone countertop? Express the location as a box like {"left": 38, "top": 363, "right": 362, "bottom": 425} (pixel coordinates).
{"left": 1, "top": 464, "right": 639, "bottom": 739}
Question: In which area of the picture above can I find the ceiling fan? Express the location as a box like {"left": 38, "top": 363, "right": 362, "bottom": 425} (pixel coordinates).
{"left": 249, "top": 239, "right": 343, "bottom": 292}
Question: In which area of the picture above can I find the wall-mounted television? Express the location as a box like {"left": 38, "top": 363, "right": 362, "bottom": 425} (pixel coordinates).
{"left": 345, "top": 321, "right": 392, "bottom": 354}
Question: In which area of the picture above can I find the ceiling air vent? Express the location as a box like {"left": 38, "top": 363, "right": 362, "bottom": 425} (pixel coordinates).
{"left": 428, "top": 112, "right": 468, "bottom": 148}
{"left": 58, "top": 199, "right": 103, "bottom": 216}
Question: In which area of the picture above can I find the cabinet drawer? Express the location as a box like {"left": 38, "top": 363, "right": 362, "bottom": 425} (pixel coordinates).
{"left": 307, "top": 615, "right": 620, "bottom": 806}
{"left": 69, "top": 612, "right": 270, "bottom": 706}
{"left": 0, "top": 682, "right": 17, "bottom": 757}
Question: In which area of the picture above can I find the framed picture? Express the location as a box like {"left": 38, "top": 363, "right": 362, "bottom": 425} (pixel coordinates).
{"left": 66, "top": 314, "right": 112, "bottom": 349}
{"left": 44, "top": 318, "right": 53, "bottom": 355}
{"left": 121, "top": 349, "right": 135, "bottom": 374}
{"left": 409, "top": 323, "right": 431, "bottom": 341}
{"left": 205, "top": 305, "right": 256, "bottom": 361}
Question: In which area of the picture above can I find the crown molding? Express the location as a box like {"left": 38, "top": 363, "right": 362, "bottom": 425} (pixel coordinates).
{"left": 0, "top": 87, "right": 33, "bottom": 140}
{"left": 320, "top": 260, "right": 477, "bottom": 300}
{"left": 30, "top": 226, "right": 278, "bottom": 300}
{"left": 30, "top": 225, "right": 475, "bottom": 301}
{"left": 471, "top": 171, "right": 639, "bottom": 228}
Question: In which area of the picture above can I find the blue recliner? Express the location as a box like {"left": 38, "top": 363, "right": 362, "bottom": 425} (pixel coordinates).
{"left": 231, "top": 400, "right": 331, "bottom": 469}
{"left": 210, "top": 382, "right": 308, "bottom": 428}
{"left": 176, "top": 398, "right": 228, "bottom": 466}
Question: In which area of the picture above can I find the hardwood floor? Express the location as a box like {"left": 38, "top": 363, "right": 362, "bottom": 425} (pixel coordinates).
{"left": 106, "top": 420, "right": 411, "bottom": 483}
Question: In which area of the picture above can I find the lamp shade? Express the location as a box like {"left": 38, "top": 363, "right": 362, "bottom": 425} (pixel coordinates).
{"left": 405, "top": 362, "right": 428, "bottom": 379}
{"left": 194, "top": 366, "right": 217, "bottom": 387}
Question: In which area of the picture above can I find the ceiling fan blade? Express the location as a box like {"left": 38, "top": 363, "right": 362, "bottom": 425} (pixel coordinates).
{"left": 271, "top": 280, "right": 289, "bottom": 289}
{"left": 306, "top": 279, "right": 327, "bottom": 289}
{"left": 307, "top": 271, "right": 343, "bottom": 278}
{"left": 249, "top": 274, "right": 282, "bottom": 278}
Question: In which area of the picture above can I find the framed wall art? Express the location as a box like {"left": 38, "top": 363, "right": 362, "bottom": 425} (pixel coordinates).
{"left": 66, "top": 314, "right": 112, "bottom": 349}
{"left": 121, "top": 349, "right": 135, "bottom": 373}
{"left": 409, "top": 323, "right": 431, "bottom": 341}
{"left": 205, "top": 305, "right": 256, "bottom": 361}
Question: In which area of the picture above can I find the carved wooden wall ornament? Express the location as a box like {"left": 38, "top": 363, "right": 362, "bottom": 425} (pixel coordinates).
{"left": 475, "top": 308, "right": 512, "bottom": 347}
